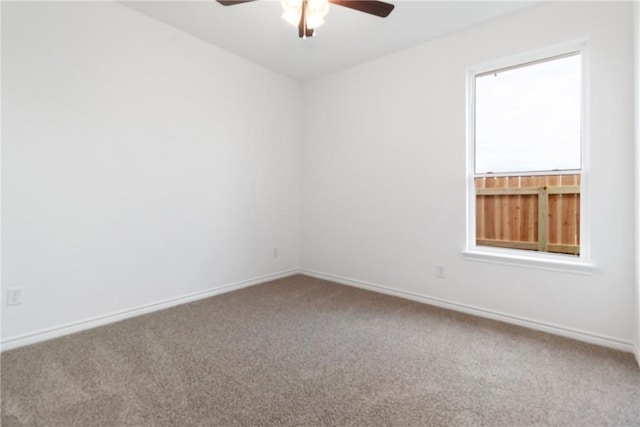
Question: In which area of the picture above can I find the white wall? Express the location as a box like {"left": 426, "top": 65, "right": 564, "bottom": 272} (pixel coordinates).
{"left": 302, "top": 1, "right": 636, "bottom": 349}
{"left": 1, "top": 2, "right": 301, "bottom": 346}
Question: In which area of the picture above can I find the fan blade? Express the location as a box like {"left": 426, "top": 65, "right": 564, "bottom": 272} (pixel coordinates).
{"left": 216, "top": 0, "right": 258, "bottom": 5}
{"left": 329, "top": 0, "right": 394, "bottom": 17}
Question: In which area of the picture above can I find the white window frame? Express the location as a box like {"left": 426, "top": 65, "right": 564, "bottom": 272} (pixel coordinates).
{"left": 463, "top": 40, "right": 595, "bottom": 274}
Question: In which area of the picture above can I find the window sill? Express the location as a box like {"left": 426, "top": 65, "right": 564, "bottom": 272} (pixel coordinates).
{"left": 462, "top": 247, "right": 595, "bottom": 275}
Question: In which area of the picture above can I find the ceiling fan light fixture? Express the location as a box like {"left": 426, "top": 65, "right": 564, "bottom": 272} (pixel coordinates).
{"left": 307, "top": 0, "right": 329, "bottom": 18}
{"left": 305, "top": 16, "right": 324, "bottom": 30}
{"left": 306, "top": 0, "right": 329, "bottom": 29}
{"left": 281, "top": 9, "right": 301, "bottom": 27}
{"left": 219, "top": 0, "right": 394, "bottom": 38}
{"left": 281, "top": 0, "right": 301, "bottom": 26}
{"left": 281, "top": 0, "right": 329, "bottom": 30}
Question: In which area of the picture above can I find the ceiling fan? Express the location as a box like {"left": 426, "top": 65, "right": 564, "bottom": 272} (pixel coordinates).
{"left": 216, "top": 0, "right": 395, "bottom": 39}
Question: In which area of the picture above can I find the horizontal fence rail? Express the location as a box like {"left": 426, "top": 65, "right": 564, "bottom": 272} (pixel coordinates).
{"left": 475, "top": 174, "right": 580, "bottom": 255}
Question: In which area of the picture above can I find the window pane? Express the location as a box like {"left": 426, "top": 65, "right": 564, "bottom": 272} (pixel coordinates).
{"left": 475, "top": 174, "right": 580, "bottom": 256}
{"left": 475, "top": 54, "right": 581, "bottom": 174}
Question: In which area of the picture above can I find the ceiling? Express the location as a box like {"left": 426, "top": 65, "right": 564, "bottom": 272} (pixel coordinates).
{"left": 123, "top": 0, "right": 539, "bottom": 81}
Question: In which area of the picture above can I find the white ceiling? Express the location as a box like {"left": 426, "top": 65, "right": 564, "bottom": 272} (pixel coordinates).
{"left": 123, "top": 0, "right": 539, "bottom": 81}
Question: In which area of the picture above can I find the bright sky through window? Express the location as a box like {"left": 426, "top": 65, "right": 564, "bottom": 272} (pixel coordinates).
{"left": 475, "top": 54, "right": 581, "bottom": 174}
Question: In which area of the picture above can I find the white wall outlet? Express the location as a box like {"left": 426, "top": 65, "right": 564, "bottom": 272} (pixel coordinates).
{"left": 435, "top": 265, "right": 445, "bottom": 278}
{"left": 7, "top": 288, "right": 23, "bottom": 306}
{"left": 273, "top": 247, "right": 279, "bottom": 258}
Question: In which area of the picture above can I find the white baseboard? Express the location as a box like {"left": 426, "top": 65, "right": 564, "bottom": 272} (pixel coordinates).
{"left": 635, "top": 344, "right": 640, "bottom": 368}
{"left": 1, "top": 269, "right": 300, "bottom": 352}
{"left": 301, "top": 269, "right": 636, "bottom": 354}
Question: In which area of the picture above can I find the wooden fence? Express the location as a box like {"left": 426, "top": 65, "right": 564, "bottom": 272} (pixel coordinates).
{"left": 475, "top": 174, "right": 580, "bottom": 255}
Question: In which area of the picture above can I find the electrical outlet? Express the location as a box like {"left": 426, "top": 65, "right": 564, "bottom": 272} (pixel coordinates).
{"left": 7, "top": 288, "right": 23, "bottom": 306}
{"left": 435, "top": 265, "right": 445, "bottom": 278}
{"left": 273, "top": 248, "right": 279, "bottom": 258}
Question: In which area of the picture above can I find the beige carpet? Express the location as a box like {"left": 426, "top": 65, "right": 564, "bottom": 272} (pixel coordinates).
{"left": 1, "top": 274, "right": 639, "bottom": 426}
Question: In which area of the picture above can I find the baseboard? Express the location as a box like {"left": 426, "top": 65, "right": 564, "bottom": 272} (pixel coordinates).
{"left": 301, "top": 269, "right": 636, "bottom": 354}
{"left": 1, "top": 269, "right": 300, "bottom": 352}
{"left": 635, "top": 344, "right": 640, "bottom": 368}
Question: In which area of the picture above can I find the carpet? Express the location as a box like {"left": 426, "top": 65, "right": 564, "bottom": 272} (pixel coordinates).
{"left": 2, "top": 274, "right": 639, "bottom": 426}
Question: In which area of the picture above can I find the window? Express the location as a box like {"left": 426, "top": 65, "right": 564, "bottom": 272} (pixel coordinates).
{"left": 467, "top": 45, "right": 587, "bottom": 264}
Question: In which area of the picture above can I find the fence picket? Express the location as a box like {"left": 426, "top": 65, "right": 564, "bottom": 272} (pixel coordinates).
{"left": 484, "top": 177, "right": 496, "bottom": 240}
{"left": 475, "top": 174, "right": 580, "bottom": 255}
